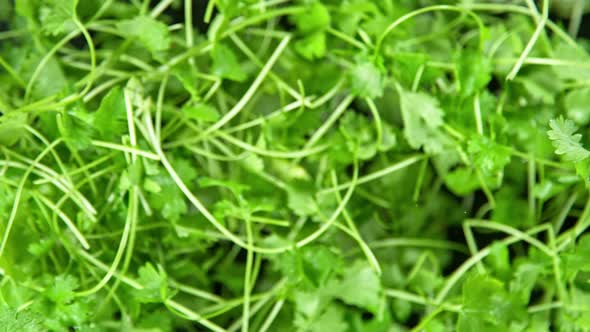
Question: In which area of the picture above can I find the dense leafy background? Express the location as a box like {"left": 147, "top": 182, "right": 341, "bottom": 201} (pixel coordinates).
{"left": 1, "top": 0, "right": 590, "bottom": 331}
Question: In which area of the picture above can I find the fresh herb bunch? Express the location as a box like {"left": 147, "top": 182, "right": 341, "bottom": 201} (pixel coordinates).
{"left": 1, "top": 0, "right": 590, "bottom": 331}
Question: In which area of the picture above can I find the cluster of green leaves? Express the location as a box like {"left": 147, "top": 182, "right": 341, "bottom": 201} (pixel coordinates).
{"left": 2, "top": 0, "right": 590, "bottom": 331}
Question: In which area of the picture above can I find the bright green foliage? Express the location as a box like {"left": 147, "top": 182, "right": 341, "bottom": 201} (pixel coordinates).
{"left": 287, "top": 186, "right": 318, "bottom": 217}
{"left": 547, "top": 117, "right": 590, "bottom": 162}
{"left": 0, "top": 113, "right": 27, "bottom": 146}
{"left": 134, "top": 263, "right": 168, "bottom": 303}
{"left": 455, "top": 50, "right": 492, "bottom": 97}
{"left": 183, "top": 103, "right": 220, "bottom": 122}
{"left": 468, "top": 136, "right": 511, "bottom": 176}
{"left": 0, "top": 307, "right": 43, "bottom": 332}
{"left": 18, "top": 51, "right": 69, "bottom": 100}
{"left": 43, "top": 275, "right": 78, "bottom": 304}
{"left": 292, "top": 2, "right": 330, "bottom": 34}
{"left": 2, "top": 0, "right": 590, "bottom": 331}
{"left": 399, "top": 90, "right": 451, "bottom": 154}
{"left": 116, "top": 16, "right": 171, "bottom": 53}
{"left": 211, "top": 43, "right": 247, "bottom": 82}
{"left": 565, "top": 88, "right": 590, "bottom": 125}
{"left": 485, "top": 242, "right": 511, "bottom": 280}
{"left": 445, "top": 167, "right": 485, "bottom": 196}
{"left": 338, "top": 111, "right": 388, "bottom": 159}
{"left": 326, "top": 261, "right": 382, "bottom": 313}
{"left": 292, "top": 1, "right": 331, "bottom": 60}
{"left": 294, "top": 303, "right": 348, "bottom": 332}
{"left": 457, "top": 274, "right": 526, "bottom": 331}
{"left": 216, "top": 0, "right": 258, "bottom": 18}
{"left": 40, "top": 0, "right": 78, "bottom": 36}
{"left": 349, "top": 58, "right": 384, "bottom": 99}
{"left": 59, "top": 108, "right": 95, "bottom": 150}
{"left": 294, "top": 32, "right": 327, "bottom": 60}
{"left": 492, "top": 188, "right": 530, "bottom": 227}
{"left": 36, "top": 275, "right": 94, "bottom": 330}
{"left": 509, "top": 262, "right": 543, "bottom": 304}
{"left": 94, "top": 87, "right": 127, "bottom": 140}
{"left": 562, "top": 234, "right": 590, "bottom": 279}
{"left": 147, "top": 160, "right": 197, "bottom": 221}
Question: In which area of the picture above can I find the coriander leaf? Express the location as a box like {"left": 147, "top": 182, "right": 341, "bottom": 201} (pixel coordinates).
{"left": 0, "top": 307, "right": 44, "bottom": 332}
{"left": 19, "top": 51, "right": 68, "bottom": 100}
{"left": 399, "top": 90, "right": 452, "bottom": 154}
{"left": 137, "top": 309, "right": 173, "bottom": 331}
{"left": 93, "top": 87, "right": 127, "bottom": 140}
{"left": 392, "top": 298, "right": 412, "bottom": 323}
{"left": 379, "top": 123, "right": 397, "bottom": 151}
{"left": 39, "top": 0, "right": 78, "bottom": 36}
{"left": 240, "top": 153, "right": 264, "bottom": 173}
{"left": 509, "top": 262, "right": 542, "bottom": 304}
{"left": 273, "top": 245, "right": 342, "bottom": 288}
{"left": 39, "top": 296, "right": 93, "bottom": 330}
{"left": 0, "top": 277, "right": 35, "bottom": 309}
{"left": 516, "top": 68, "right": 563, "bottom": 104}
{"left": 216, "top": 0, "right": 257, "bottom": 17}
{"left": 301, "top": 246, "right": 342, "bottom": 287}
{"left": 148, "top": 173, "right": 188, "bottom": 222}
{"left": 458, "top": 273, "right": 526, "bottom": 332}
{"left": 292, "top": 2, "right": 330, "bottom": 34}
{"left": 294, "top": 32, "right": 327, "bottom": 60}
{"left": 339, "top": 112, "right": 378, "bottom": 160}
{"left": 214, "top": 200, "right": 247, "bottom": 221}
{"left": 294, "top": 293, "right": 348, "bottom": 332}
{"left": 183, "top": 103, "right": 220, "bottom": 122}
{"left": 492, "top": 187, "right": 530, "bottom": 227}
{"left": 391, "top": 52, "right": 430, "bottom": 87}
{"left": 28, "top": 239, "right": 54, "bottom": 257}
{"left": 554, "top": 288, "right": 590, "bottom": 331}
{"left": 547, "top": 117, "right": 590, "bottom": 162}
{"left": 532, "top": 179, "right": 567, "bottom": 201}
{"left": 467, "top": 136, "right": 511, "bottom": 176}
{"left": 405, "top": 92, "right": 443, "bottom": 128}
{"left": 271, "top": 160, "right": 311, "bottom": 181}
{"left": 44, "top": 275, "right": 78, "bottom": 305}
{"left": 335, "top": 1, "right": 378, "bottom": 35}
{"left": 0, "top": 112, "right": 27, "bottom": 146}
{"left": 211, "top": 43, "right": 247, "bottom": 82}
{"left": 424, "top": 319, "right": 447, "bottom": 332}
{"left": 455, "top": 50, "right": 492, "bottom": 97}
{"left": 327, "top": 261, "right": 381, "bottom": 313}
{"left": 307, "top": 305, "right": 348, "bottom": 332}
{"left": 293, "top": 291, "right": 322, "bottom": 322}
{"left": 287, "top": 185, "right": 318, "bottom": 217}
{"left": 199, "top": 177, "right": 250, "bottom": 197}
{"left": 411, "top": 269, "right": 446, "bottom": 298}
{"left": 143, "top": 178, "right": 161, "bottom": 193}
{"left": 134, "top": 263, "right": 167, "bottom": 303}
{"left": 554, "top": 42, "right": 590, "bottom": 81}
{"left": 485, "top": 242, "right": 511, "bottom": 280}
{"left": 59, "top": 108, "right": 95, "bottom": 151}
{"left": 349, "top": 58, "right": 384, "bottom": 99}
{"left": 562, "top": 234, "right": 590, "bottom": 280}
{"left": 565, "top": 88, "right": 590, "bottom": 126}
{"left": 171, "top": 157, "right": 198, "bottom": 184}
{"left": 116, "top": 16, "right": 170, "bottom": 54}
{"left": 173, "top": 63, "right": 199, "bottom": 99}
{"left": 15, "top": 0, "right": 36, "bottom": 21}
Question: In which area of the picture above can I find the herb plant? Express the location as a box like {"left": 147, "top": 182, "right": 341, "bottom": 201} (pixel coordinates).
{"left": 1, "top": 0, "right": 590, "bottom": 331}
